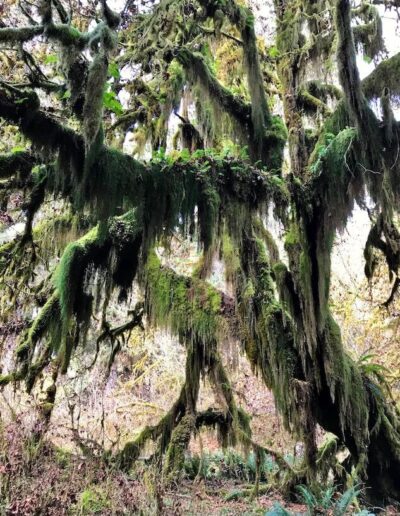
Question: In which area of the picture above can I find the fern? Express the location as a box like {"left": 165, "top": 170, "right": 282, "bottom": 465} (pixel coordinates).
{"left": 296, "top": 484, "right": 318, "bottom": 512}
{"left": 320, "top": 486, "right": 335, "bottom": 509}
{"left": 357, "top": 353, "right": 393, "bottom": 400}
{"left": 333, "top": 484, "right": 362, "bottom": 516}
{"left": 265, "top": 502, "right": 293, "bottom": 515}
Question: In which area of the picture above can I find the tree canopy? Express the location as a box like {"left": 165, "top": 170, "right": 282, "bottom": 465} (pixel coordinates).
{"left": 1, "top": 0, "right": 400, "bottom": 505}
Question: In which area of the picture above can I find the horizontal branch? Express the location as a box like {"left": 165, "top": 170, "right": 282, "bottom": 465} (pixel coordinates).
{"left": 362, "top": 51, "right": 400, "bottom": 99}
{"left": 176, "top": 48, "right": 251, "bottom": 125}
{"left": 0, "top": 151, "right": 36, "bottom": 179}
{"left": 0, "top": 84, "right": 84, "bottom": 166}
{"left": 0, "top": 26, "right": 44, "bottom": 43}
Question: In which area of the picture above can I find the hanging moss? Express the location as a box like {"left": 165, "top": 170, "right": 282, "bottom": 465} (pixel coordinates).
{"left": 9, "top": 152, "right": 285, "bottom": 391}
{"left": 235, "top": 6, "right": 271, "bottom": 163}
{"left": 0, "top": 151, "right": 35, "bottom": 180}
{"left": 335, "top": 0, "right": 380, "bottom": 160}
{"left": 297, "top": 80, "right": 342, "bottom": 116}
{"left": 352, "top": 4, "right": 383, "bottom": 60}
{"left": 176, "top": 48, "right": 251, "bottom": 138}
{"left": 265, "top": 116, "right": 288, "bottom": 173}
{"left": 178, "top": 120, "right": 204, "bottom": 152}
{"left": 144, "top": 249, "right": 222, "bottom": 346}
{"left": 363, "top": 212, "right": 400, "bottom": 283}
{"left": 54, "top": 225, "right": 104, "bottom": 330}
{"left": 176, "top": 48, "right": 286, "bottom": 169}
{"left": 16, "top": 292, "right": 61, "bottom": 362}
{"left": 222, "top": 231, "right": 240, "bottom": 283}
{"left": 238, "top": 235, "right": 298, "bottom": 424}
{"left": 310, "top": 128, "right": 363, "bottom": 226}
{"left": 13, "top": 210, "right": 143, "bottom": 374}
{"left": 82, "top": 53, "right": 108, "bottom": 148}
{"left": 197, "top": 0, "right": 273, "bottom": 163}
{"left": 3, "top": 0, "right": 400, "bottom": 499}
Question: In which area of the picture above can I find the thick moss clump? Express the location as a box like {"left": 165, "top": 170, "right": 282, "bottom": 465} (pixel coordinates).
{"left": 352, "top": 4, "right": 383, "bottom": 61}
{"left": 144, "top": 250, "right": 222, "bottom": 346}
{"left": 17, "top": 211, "right": 144, "bottom": 373}
{"left": 163, "top": 414, "right": 196, "bottom": 480}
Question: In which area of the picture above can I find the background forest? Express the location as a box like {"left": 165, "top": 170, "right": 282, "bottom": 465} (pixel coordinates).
{"left": 0, "top": 0, "right": 400, "bottom": 514}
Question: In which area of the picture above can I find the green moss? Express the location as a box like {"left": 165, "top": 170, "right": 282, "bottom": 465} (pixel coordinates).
{"left": 198, "top": 180, "right": 220, "bottom": 249}
{"left": 54, "top": 225, "right": 102, "bottom": 325}
{"left": 265, "top": 116, "right": 288, "bottom": 172}
{"left": 176, "top": 47, "right": 285, "bottom": 168}
{"left": 78, "top": 486, "right": 110, "bottom": 514}
{"left": 83, "top": 51, "right": 108, "bottom": 146}
{"left": 117, "top": 426, "right": 154, "bottom": 470}
{"left": 25, "top": 342, "right": 53, "bottom": 392}
{"left": 284, "top": 224, "right": 301, "bottom": 247}
{"left": 0, "top": 373, "right": 21, "bottom": 386}
{"left": 322, "top": 313, "right": 369, "bottom": 458}
{"left": 0, "top": 26, "right": 44, "bottom": 43}
{"left": 236, "top": 3, "right": 271, "bottom": 163}
{"left": 17, "top": 292, "right": 61, "bottom": 361}
{"left": 144, "top": 250, "right": 222, "bottom": 346}
{"left": 352, "top": 4, "right": 383, "bottom": 60}
{"left": 310, "top": 128, "right": 362, "bottom": 233}
{"left": 362, "top": 52, "right": 400, "bottom": 100}
{"left": 46, "top": 23, "right": 88, "bottom": 48}
{"left": 177, "top": 48, "right": 251, "bottom": 147}
{"left": 163, "top": 414, "right": 195, "bottom": 480}
{"left": 272, "top": 262, "right": 288, "bottom": 279}
{"left": 0, "top": 151, "right": 34, "bottom": 179}
{"left": 222, "top": 232, "right": 240, "bottom": 282}
{"left": 54, "top": 447, "right": 71, "bottom": 468}
{"left": 239, "top": 237, "right": 298, "bottom": 430}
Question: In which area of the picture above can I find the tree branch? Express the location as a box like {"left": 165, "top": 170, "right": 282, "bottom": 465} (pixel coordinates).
{"left": 0, "top": 26, "right": 44, "bottom": 43}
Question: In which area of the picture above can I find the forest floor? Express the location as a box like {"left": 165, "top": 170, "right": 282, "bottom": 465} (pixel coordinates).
{"left": 2, "top": 429, "right": 399, "bottom": 516}
{"left": 0, "top": 432, "right": 304, "bottom": 515}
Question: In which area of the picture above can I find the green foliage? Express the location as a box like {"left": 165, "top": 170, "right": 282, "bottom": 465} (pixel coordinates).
{"left": 184, "top": 449, "right": 279, "bottom": 482}
{"left": 107, "top": 62, "right": 120, "bottom": 79}
{"left": 54, "top": 447, "right": 71, "bottom": 468}
{"left": 296, "top": 484, "right": 318, "bottom": 511}
{"left": 296, "top": 484, "right": 341, "bottom": 514}
{"left": 268, "top": 46, "right": 280, "bottom": 58}
{"left": 103, "top": 89, "right": 123, "bottom": 115}
{"left": 265, "top": 502, "right": 294, "bottom": 515}
{"left": 333, "top": 484, "right": 362, "bottom": 516}
{"left": 2, "top": 0, "right": 400, "bottom": 503}
{"left": 44, "top": 54, "right": 58, "bottom": 64}
{"left": 268, "top": 484, "right": 369, "bottom": 516}
{"left": 10, "top": 146, "right": 26, "bottom": 154}
{"left": 61, "top": 89, "right": 71, "bottom": 99}
{"left": 352, "top": 4, "right": 383, "bottom": 60}
{"left": 78, "top": 487, "right": 110, "bottom": 514}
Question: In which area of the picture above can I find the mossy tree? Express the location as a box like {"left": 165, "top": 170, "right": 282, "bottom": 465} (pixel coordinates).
{"left": 1, "top": 0, "right": 400, "bottom": 503}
